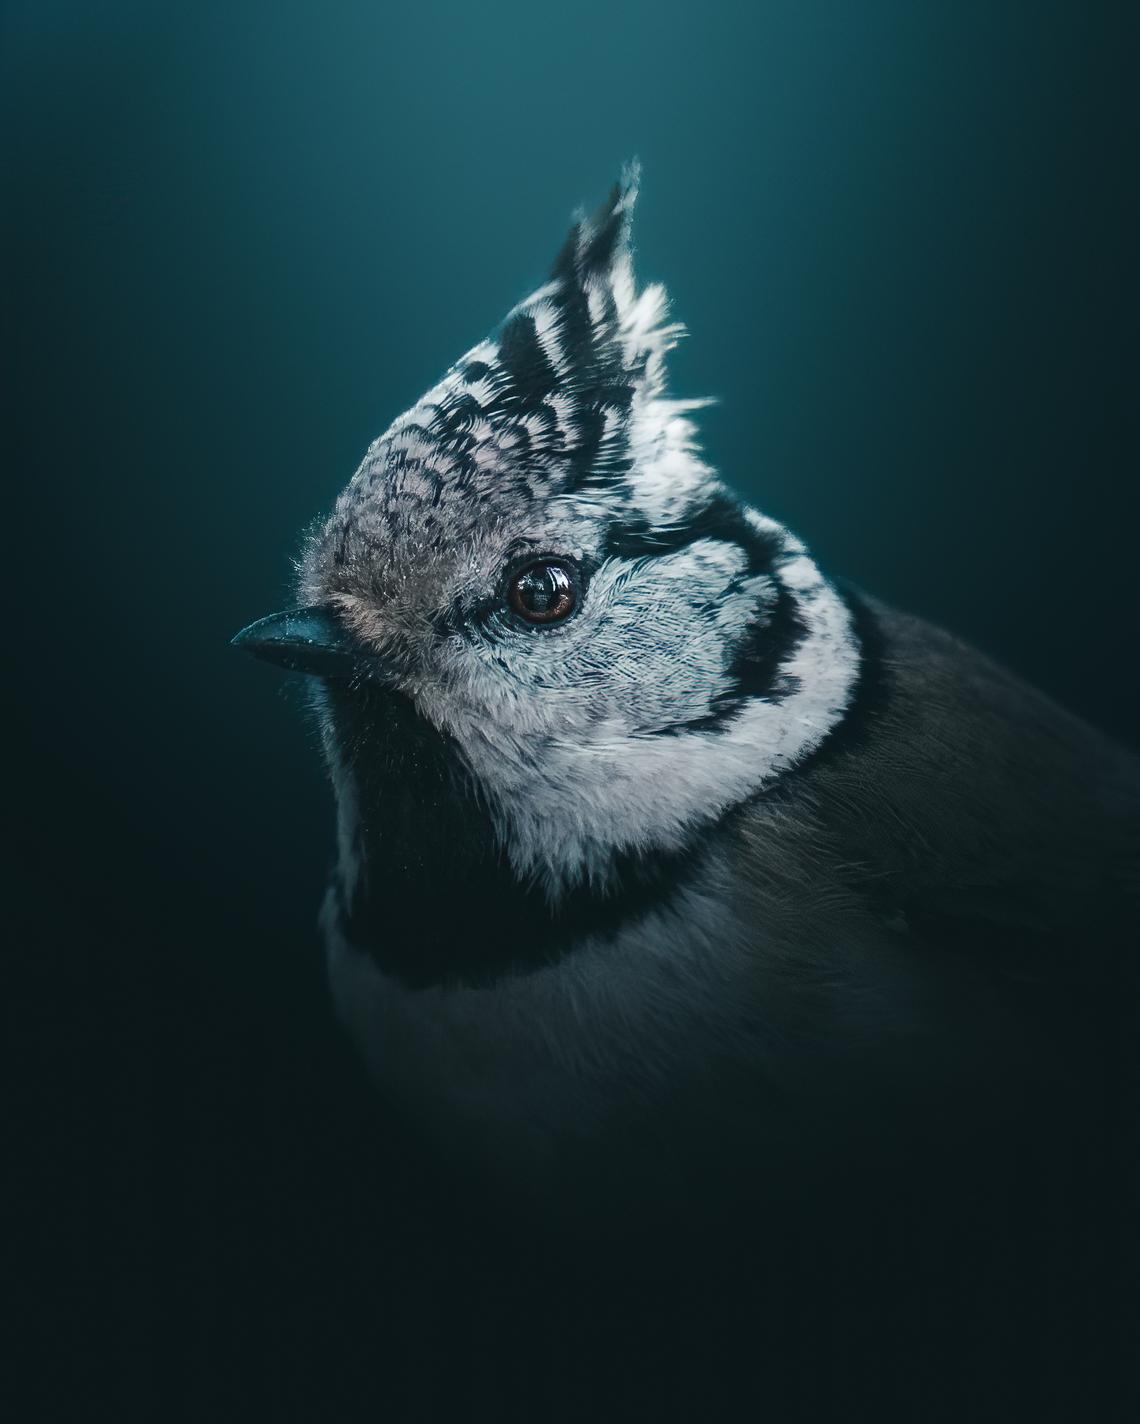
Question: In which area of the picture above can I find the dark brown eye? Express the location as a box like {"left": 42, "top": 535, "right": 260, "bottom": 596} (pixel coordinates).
{"left": 507, "top": 560, "right": 578, "bottom": 624}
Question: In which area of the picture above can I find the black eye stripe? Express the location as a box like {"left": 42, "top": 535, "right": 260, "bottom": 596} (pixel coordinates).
{"left": 601, "top": 494, "right": 785, "bottom": 576}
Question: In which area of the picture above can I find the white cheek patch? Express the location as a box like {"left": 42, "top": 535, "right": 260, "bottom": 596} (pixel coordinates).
{"left": 526, "top": 584, "right": 855, "bottom": 893}
{"left": 464, "top": 540, "right": 750, "bottom": 717}
{"left": 432, "top": 518, "right": 860, "bottom": 898}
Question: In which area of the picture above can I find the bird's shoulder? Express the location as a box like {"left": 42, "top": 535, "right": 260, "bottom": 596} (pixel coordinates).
{"left": 725, "top": 591, "right": 1139, "bottom": 979}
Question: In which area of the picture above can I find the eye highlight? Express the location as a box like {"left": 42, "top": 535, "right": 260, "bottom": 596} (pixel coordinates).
{"left": 507, "top": 559, "right": 578, "bottom": 625}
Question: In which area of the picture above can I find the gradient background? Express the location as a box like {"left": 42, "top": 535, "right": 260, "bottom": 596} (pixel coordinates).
{"left": 7, "top": 3, "right": 1138, "bottom": 1420}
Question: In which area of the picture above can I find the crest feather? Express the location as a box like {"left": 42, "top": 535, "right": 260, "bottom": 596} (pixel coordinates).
{"left": 550, "top": 160, "right": 641, "bottom": 286}
{"left": 315, "top": 165, "right": 709, "bottom": 557}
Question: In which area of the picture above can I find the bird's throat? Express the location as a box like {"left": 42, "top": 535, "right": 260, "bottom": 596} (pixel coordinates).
{"left": 315, "top": 681, "right": 689, "bottom": 987}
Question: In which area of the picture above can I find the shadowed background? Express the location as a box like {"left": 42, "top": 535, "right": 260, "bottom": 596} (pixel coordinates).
{"left": 6, "top": 2, "right": 1137, "bottom": 1420}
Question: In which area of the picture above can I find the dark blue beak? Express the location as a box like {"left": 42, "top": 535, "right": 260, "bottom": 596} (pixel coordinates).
{"left": 231, "top": 605, "right": 368, "bottom": 678}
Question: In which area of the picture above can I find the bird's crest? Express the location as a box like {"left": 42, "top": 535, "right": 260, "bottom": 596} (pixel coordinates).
{"left": 333, "top": 162, "right": 709, "bottom": 539}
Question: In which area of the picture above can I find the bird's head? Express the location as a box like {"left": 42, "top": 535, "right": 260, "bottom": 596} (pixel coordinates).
{"left": 236, "top": 168, "right": 860, "bottom": 972}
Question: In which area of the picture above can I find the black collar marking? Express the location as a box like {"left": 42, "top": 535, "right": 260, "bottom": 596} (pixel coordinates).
{"left": 603, "top": 494, "right": 811, "bottom": 734}
{"left": 322, "top": 680, "right": 702, "bottom": 989}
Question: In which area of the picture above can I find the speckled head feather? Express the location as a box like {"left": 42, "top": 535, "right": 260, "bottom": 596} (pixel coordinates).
{"left": 302, "top": 164, "right": 709, "bottom": 604}
{"left": 298, "top": 168, "right": 860, "bottom": 900}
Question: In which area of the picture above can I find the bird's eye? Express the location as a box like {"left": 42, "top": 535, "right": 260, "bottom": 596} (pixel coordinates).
{"left": 507, "top": 560, "right": 578, "bottom": 624}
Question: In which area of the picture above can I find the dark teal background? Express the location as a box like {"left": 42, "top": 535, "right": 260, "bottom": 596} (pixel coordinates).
{"left": 7, "top": 4, "right": 1137, "bottom": 1420}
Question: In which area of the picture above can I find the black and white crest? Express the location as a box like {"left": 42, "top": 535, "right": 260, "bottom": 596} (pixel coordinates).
{"left": 310, "top": 164, "right": 712, "bottom": 569}
{"left": 300, "top": 169, "right": 861, "bottom": 897}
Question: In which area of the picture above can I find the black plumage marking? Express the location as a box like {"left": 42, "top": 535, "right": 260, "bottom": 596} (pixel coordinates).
{"left": 431, "top": 392, "right": 484, "bottom": 442}
{"left": 549, "top": 270, "right": 595, "bottom": 376}
{"left": 323, "top": 680, "right": 700, "bottom": 988}
{"left": 602, "top": 494, "right": 784, "bottom": 571}
{"left": 496, "top": 312, "right": 559, "bottom": 410}
{"left": 676, "top": 580, "right": 810, "bottom": 734}
{"left": 550, "top": 182, "right": 626, "bottom": 284}
{"left": 497, "top": 190, "right": 643, "bottom": 492}
{"left": 734, "top": 582, "right": 808, "bottom": 704}
{"left": 566, "top": 403, "right": 609, "bottom": 486}
{"left": 602, "top": 493, "right": 816, "bottom": 735}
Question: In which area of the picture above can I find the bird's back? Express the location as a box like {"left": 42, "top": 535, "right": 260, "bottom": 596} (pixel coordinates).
{"left": 723, "top": 592, "right": 1138, "bottom": 1099}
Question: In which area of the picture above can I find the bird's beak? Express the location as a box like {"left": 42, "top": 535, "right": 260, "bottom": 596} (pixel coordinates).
{"left": 231, "top": 605, "right": 371, "bottom": 678}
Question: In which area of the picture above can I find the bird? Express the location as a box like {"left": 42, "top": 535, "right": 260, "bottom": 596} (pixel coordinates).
{"left": 234, "top": 167, "right": 1138, "bottom": 1231}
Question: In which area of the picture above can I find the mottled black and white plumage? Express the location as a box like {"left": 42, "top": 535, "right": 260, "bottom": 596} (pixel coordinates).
{"left": 236, "top": 170, "right": 1138, "bottom": 1220}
